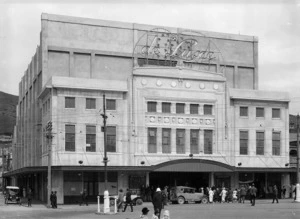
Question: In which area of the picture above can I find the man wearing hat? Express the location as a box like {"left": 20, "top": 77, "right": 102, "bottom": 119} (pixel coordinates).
{"left": 140, "top": 207, "right": 150, "bottom": 219}
{"left": 249, "top": 183, "right": 257, "bottom": 206}
{"left": 152, "top": 188, "right": 163, "bottom": 219}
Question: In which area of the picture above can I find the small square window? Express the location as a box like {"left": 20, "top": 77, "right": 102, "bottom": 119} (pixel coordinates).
{"left": 86, "top": 98, "right": 96, "bottom": 109}
{"left": 272, "top": 108, "right": 280, "bottom": 119}
{"left": 176, "top": 103, "right": 185, "bottom": 114}
{"left": 240, "top": 107, "right": 248, "bottom": 117}
{"left": 162, "top": 102, "right": 171, "bottom": 113}
{"left": 147, "top": 102, "right": 157, "bottom": 112}
{"left": 204, "top": 105, "right": 212, "bottom": 115}
{"left": 256, "top": 107, "right": 264, "bottom": 118}
{"left": 106, "top": 99, "right": 116, "bottom": 110}
{"left": 190, "top": 104, "right": 199, "bottom": 114}
{"left": 65, "top": 97, "right": 75, "bottom": 108}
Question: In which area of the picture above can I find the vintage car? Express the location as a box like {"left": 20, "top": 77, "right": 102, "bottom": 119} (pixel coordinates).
{"left": 4, "top": 186, "right": 21, "bottom": 205}
{"left": 170, "top": 186, "right": 208, "bottom": 204}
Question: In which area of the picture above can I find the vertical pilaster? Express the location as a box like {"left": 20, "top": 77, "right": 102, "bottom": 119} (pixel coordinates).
{"left": 186, "top": 129, "right": 190, "bottom": 154}
{"left": 199, "top": 130, "right": 204, "bottom": 154}
{"left": 171, "top": 128, "right": 176, "bottom": 154}
{"left": 157, "top": 127, "right": 162, "bottom": 153}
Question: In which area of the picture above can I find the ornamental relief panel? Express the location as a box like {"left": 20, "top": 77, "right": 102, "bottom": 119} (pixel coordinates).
{"left": 145, "top": 115, "right": 215, "bottom": 127}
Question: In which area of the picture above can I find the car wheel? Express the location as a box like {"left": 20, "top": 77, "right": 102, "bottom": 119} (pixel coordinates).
{"left": 135, "top": 198, "right": 143, "bottom": 205}
{"left": 177, "top": 197, "right": 185, "bottom": 204}
{"left": 201, "top": 197, "right": 208, "bottom": 204}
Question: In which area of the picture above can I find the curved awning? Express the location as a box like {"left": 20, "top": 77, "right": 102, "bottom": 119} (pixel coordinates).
{"left": 152, "top": 159, "right": 234, "bottom": 172}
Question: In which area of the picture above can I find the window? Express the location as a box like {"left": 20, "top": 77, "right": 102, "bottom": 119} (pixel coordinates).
{"left": 256, "top": 107, "right": 264, "bottom": 118}
{"left": 204, "top": 105, "right": 213, "bottom": 115}
{"left": 176, "top": 129, "right": 185, "bottom": 154}
{"left": 148, "top": 128, "right": 157, "bottom": 153}
{"left": 272, "top": 108, "right": 280, "bottom": 119}
{"left": 147, "top": 102, "right": 157, "bottom": 112}
{"left": 176, "top": 103, "right": 185, "bottom": 114}
{"left": 65, "top": 97, "right": 75, "bottom": 108}
{"left": 190, "top": 104, "right": 199, "bottom": 114}
{"left": 256, "top": 131, "right": 264, "bottom": 155}
{"left": 272, "top": 132, "right": 280, "bottom": 155}
{"left": 86, "top": 125, "right": 96, "bottom": 152}
{"left": 162, "top": 102, "right": 171, "bottom": 113}
{"left": 240, "top": 106, "right": 248, "bottom": 117}
{"left": 86, "top": 98, "right": 96, "bottom": 109}
{"left": 240, "top": 131, "right": 248, "bottom": 155}
{"left": 106, "top": 99, "right": 116, "bottom": 110}
{"left": 107, "top": 126, "right": 116, "bottom": 152}
{"left": 204, "top": 130, "right": 213, "bottom": 154}
{"left": 190, "top": 129, "right": 199, "bottom": 154}
{"left": 65, "top": 125, "right": 75, "bottom": 151}
{"left": 162, "top": 128, "right": 171, "bottom": 153}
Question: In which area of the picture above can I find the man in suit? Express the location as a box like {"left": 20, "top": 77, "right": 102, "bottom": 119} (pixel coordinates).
{"left": 250, "top": 184, "right": 257, "bottom": 206}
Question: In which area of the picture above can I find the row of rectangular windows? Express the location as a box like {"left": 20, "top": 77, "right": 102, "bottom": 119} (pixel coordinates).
{"left": 148, "top": 128, "right": 213, "bottom": 154}
{"left": 65, "top": 97, "right": 116, "bottom": 110}
{"left": 147, "top": 102, "right": 213, "bottom": 115}
{"left": 239, "top": 130, "right": 281, "bottom": 156}
{"left": 65, "top": 125, "right": 116, "bottom": 152}
{"left": 240, "top": 106, "right": 281, "bottom": 119}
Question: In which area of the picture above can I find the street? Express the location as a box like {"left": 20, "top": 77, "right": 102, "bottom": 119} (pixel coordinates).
{"left": 1, "top": 193, "right": 300, "bottom": 219}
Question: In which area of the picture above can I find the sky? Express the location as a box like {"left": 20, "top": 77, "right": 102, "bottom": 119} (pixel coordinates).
{"left": 0, "top": 0, "right": 299, "bottom": 113}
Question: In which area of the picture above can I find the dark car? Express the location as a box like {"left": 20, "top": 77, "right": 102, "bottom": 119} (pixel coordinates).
{"left": 4, "top": 186, "right": 21, "bottom": 205}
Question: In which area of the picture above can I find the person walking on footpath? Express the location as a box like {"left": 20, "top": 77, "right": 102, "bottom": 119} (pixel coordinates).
{"left": 272, "top": 185, "right": 279, "bottom": 203}
{"left": 220, "top": 187, "right": 227, "bottom": 203}
{"left": 209, "top": 188, "right": 214, "bottom": 203}
{"left": 249, "top": 184, "right": 257, "bottom": 206}
{"left": 152, "top": 188, "right": 163, "bottom": 219}
{"left": 50, "top": 191, "right": 55, "bottom": 208}
{"left": 123, "top": 188, "right": 133, "bottom": 212}
{"left": 53, "top": 191, "right": 57, "bottom": 208}
{"left": 240, "top": 185, "right": 246, "bottom": 203}
{"left": 80, "top": 190, "right": 88, "bottom": 206}
{"left": 117, "top": 189, "right": 124, "bottom": 212}
{"left": 27, "top": 188, "right": 33, "bottom": 207}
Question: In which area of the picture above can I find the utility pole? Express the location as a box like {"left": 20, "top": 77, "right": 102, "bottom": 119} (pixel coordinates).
{"left": 46, "top": 121, "right": 53, "bottom": 208}
{"left": 101, "top": 94, "right": 108, "bottom": 191}
{"left": 297, "top": 114, "right": 300, "bottom": 184}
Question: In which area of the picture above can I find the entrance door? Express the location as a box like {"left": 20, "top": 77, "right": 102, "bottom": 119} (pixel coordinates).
{"left": 215, "top": 176, "right": 230, "bottom": 188}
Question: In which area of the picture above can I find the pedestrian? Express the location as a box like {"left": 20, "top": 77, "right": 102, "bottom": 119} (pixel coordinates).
{"left": 162, "top": 186, "right": 168, "bottom": 208}
{"left": 220, "top": 187, "right": 227, "bottom": 203}
{"left": 123, "top": 188, "right": 133, "bottom": 212}
{"left": 208, "top": 188, "right": 214, "bottom": 203}
{"left": 140, "top": 207, "right": 150, "bottom": 219}
{"left": 249, "top": 184, "right": 257, "bottom": 206}
{"left": 50, "top": 191, "right": 54, "bottom": 208}
{"left": 272, "top": 185, "right": 279, "bottom": 203}
{"left": 53, "top": 191, "right": 57, "bottom": 208}
{"left": 282, "top": 185, "right": 286, "bottom": 199}
{"left": 152, "top": 188, "right": 163, "bottom": 219}
{"left": 27, "top": 188, "right": 33, "bottom": 207}
{"left": 240, "top": 185, "right": 246, "bottom": 204}
{"left": 80, "top": 190, "right": 88, "bottom": 206}
{"left": 117, "top": 189, "right": 124, "bottom": 212}
{"left": 232, "top": 189, "right": 238, "bottom": 203}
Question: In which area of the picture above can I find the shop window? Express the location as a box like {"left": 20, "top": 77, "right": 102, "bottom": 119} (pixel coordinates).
{"left": 190, "top": 104, "right": 199, "bottom": 114}
{"left": 190, "top": 129, "right": 199, "bottom": 154}
{"left": 107, "top": 126, "right": 116, "bottom": 152}
{"left": 272, "top": 108, "right": 280, "bottom": 119}
{"left": 256, "top": 131, "right": 264, "bottom": 155}
{"left": 65, "top": 97, "right": 75, "bottom": 108}
{"left": 176, "top": 103, "right": 185, "bottom": 114}
{"left": 162, "top": 102, "right": 171, "bottom": 113}
{"left": 240, "top": 130, "right": 248, "bottom": 155}
{"left": 204, "top": 105, "right": 213, "bottom": 115}
{"left": 86, "top": 98, "right": 96, "bottom": 109}
{"left": 204, "top": 130, "right": 212, "bottom": 154}
{"left": 106, "top": 99, "right": 116, "bottom": 110}
{"left": 147, "top": 102, "right": 157, "bottom": 112}
{"left": 148, "top": 128, "right": 157, "bottom": 153}
{"left": 65, "top": 125, "right": 75, "bottom": 151}
{"left": 176, "top": 129, "right": 185, "bottom": 154}
{"left": 272, "top": 132, "right": 280, "bottom": 155}
{"left": 240, "top": 106, "right": 248, "bottom": 117}
{"left": 86, "top": 125, "right": 96, "bottom": 152}
{"left": 162, "top": 128, "right": 171, "bottom": 153}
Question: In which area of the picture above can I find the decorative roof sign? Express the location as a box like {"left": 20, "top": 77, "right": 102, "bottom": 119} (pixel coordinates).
{"left": 134, "top": 28, "right": 224, "bottom": 72}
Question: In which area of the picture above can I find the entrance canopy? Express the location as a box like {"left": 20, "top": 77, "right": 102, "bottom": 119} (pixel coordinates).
{"left": 152, "top": 159, "right": 234, "bottom": 172}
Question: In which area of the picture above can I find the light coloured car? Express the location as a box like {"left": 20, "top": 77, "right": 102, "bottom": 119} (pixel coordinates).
{"left": 170, "top": 186, "right": 208, "bottom": 204}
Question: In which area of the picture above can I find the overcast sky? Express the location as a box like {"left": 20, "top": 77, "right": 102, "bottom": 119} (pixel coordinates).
{"left": 0, "top": 0, "right": 299, "bottom": 113}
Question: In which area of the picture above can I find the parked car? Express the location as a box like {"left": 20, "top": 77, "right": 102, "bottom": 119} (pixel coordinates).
{"left": 170, "top": 186, "right": 208, "bottom": 204}
{"left": 4, "top": 186, "right": 21, "bottom": 205}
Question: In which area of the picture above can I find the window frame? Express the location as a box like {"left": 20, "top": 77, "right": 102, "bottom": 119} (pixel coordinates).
{"left": 162, "top": 102, "right": 171, "bottom": 113}
{"left": 86, "top": 125, "right": 96, "bottom": 152}
{"left": 148, "top": 128, "right": 157, "bottom": 153}
{"left": 86, "top": 98, "right": 96, "bottom": 110}
{"left": 65, "top": 124, "right": 75, "bottom": 152}
{"left": 204, "top": 105, "right": 213, "bottom": 115}
{"left": 147, "top": 101, "right": 157, "bottom": 113}
{"left": 190, "top": 129, "right": 199, "bottom": 154}
{"left": 256, "top": 107, "right": 264, "bottom": 118}
{"left": 240, "top": 130, "right": 248, "bottom": 155}
{"left": 204, "top": 130, "right": 213, "bottom": 154}
{"left": 176, "top": 129, "right": 185, "bottom": 154}
{"left": 256, "top": 131, "right": 264, "bottom": 155}
{"left": 65, "top": 97, "right": 75, "bottom": 109}
{"left": 162, "top": 128, "right": 171, "bottom": 153}
{"left": 240, "top": 106, "right": 248, "bottom": 117}
{"left": 190, "top": 104, "right": 199, "bottom": 115}
{"left": 272, "top": 131, "right": 281, "bottom": 156}
{"left": 176, "top": 103, "right": 185, "bottom": 114}
{"left": 272, "top": 108, "right": 280, "bottom": 119}
{"left": 106, "top": 99, "right": 116, "bottom": 110}
{"left": 106, "top": 126, "right": 116, "bottom": 152}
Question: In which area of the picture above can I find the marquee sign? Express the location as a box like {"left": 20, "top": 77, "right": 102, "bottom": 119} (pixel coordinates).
{"left": 134, "top": 28, "right": 224, "bottom": 71}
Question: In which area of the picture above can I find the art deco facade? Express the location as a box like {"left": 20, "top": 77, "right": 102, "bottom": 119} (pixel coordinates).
{"left": 5, "top": 14, "right": 292, "bottom": 204}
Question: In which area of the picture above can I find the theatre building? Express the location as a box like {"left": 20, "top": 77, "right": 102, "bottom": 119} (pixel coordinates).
{"left": 5, "top": 14, "right": 293, "bottom": 204}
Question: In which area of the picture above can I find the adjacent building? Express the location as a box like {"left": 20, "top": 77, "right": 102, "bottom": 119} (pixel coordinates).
{"left": 4, "top": 14, "right": 293, "bottom": 203}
